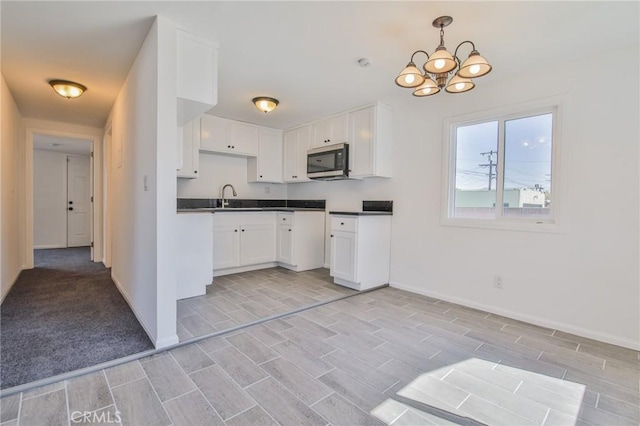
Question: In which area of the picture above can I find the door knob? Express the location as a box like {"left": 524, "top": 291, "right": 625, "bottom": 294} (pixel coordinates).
{"left": 68, "top": 207, "right": 74, "bottom": 211}
{"left": 68, "top": 201, "right": 73, "bottom": 204}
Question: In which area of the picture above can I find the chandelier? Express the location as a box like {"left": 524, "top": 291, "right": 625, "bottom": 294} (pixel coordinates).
{"left": 395, "top": 16, "right": 492, "bottom": 96}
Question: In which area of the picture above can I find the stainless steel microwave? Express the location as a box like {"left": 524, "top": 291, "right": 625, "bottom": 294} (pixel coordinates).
{"left": 307, "top": 143, "right": 349, "bottom": 180}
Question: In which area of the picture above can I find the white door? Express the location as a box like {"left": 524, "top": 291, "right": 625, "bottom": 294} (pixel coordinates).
{"left": 330, "top": 231, "right": 357, "bottom": 282}
{"left": 67, "top": 155, "right": 92, "bottom": 247}
{"left": 213, "top": 225, "right": 240, "bottom": 269}
{"left": 277, "top": 224, "right": 294, "bottom": 265}
{"left": 240, "top": 223, "right": 276, "bottom": 265}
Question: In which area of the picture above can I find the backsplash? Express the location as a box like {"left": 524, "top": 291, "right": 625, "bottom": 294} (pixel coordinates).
{"left": 177, "top": 198, "right": 326, "bottom": 209}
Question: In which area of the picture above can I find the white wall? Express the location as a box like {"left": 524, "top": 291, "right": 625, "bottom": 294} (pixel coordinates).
{"left": 177, "top": 152, "right": 288, "bottom": 200}
{"left": 33, "top": 150, "right": 89, "bottom": 248}
{"left": 1, "top": 76, "right": 24, "bottom": 302}
{"left": 288, "top": 45, "right": 640, "bottom": 349}
{"left": 106, "top": 16, "right": 178, "bottom": 348}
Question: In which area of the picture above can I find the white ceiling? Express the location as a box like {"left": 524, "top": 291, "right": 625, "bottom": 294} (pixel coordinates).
{"left": 2, "top": 1, "right": 638, "bottom": 130}
{"left": 33, "top": 133, "right": 92, "bottom": 156}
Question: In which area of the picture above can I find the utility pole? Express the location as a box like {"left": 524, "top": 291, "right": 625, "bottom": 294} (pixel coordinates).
{"left": 479, "top": 150, "right": 498, "bottom": 190}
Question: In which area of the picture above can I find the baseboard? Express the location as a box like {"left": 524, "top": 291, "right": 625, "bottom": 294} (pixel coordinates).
{"left": 390, "top": 281, "right": 640, "bottom": 351}
{"left": 213, "top": 262, "right": 278, "bottom": 277}
{"left": 324, "top": 262, "right": 330, "bottom": 269}
{"left": 0, "top": 267, "right": 23, "bottom": 304}
{"left": 34, "top": 244, "right": 66, "bottom": 249}
{"left": 111, "top": 273, "right": 157, "bottom": 345}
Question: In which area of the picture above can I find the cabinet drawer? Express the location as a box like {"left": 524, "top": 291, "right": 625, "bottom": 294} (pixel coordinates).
{"left": 278, "top": 213, "right": 293, "bottom": 225}
{"left": 331, "top": 216, "right": 357, "bottom": 232}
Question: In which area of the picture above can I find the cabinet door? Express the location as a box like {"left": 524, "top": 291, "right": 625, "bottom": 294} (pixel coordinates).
{"left": 310, "top": 120, "right": 328, "bottom": 149}
{"left": 240, "top": 223, "right": 276, "bottom": 265}
{"left": 277, "top": 224, "right": 294, "bottom": 265}
{"left": 177, "top": 119, "right": 200, "bottom": 179}
{"left": 213, "top": 225, "right": 239, "bottom": 269}
{"left": 283, "top": 126, "right": 310, "bottom": 182}
{"left": 200, "top": 115, "right": 230, "bottom": 152}
{"left": 257, "top": 128, "right": 282, "bottom": 182}
{"left": 349, "top": 107, "right": 375, "bottom": 177}
{"left": 330, "top": 230, "right": 357, "bottom": 282}
{"left": 230, "top": 121, "right": 259, "bottom": 156}
{"left": 327, "top": 114, "right": 349, "bottom": 144}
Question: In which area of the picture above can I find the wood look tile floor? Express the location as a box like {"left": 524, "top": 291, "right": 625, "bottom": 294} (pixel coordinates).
{"left": 177, "top": 267, "right": 357, "bottom": 342}
{"left": 3, "top": 286, "right": 639, "bottom": 426}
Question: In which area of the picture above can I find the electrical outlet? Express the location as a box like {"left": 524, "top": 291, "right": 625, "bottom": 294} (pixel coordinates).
{"left": 493, "top": 274, "right": 504, "bottom": 289}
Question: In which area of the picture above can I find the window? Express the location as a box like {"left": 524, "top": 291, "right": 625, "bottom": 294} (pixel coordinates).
{"left": 444, "top": 104, "right": 560, "bottom": 230}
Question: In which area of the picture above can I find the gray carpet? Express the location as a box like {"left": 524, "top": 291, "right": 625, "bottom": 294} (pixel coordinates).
{"left": 1, "top": 248, "right": 153, "bottom": 389}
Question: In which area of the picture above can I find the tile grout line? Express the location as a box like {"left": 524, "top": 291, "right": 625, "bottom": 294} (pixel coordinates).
{"left": 541, "top": 407, "right": 551, "bottom": 425}
{"left": 64, "top": 380, "right": 71, "bottom": 426}
{"left": 15, "top": 391, "right": 23, "bottom": 426}
{"left": 102, "top": 370, "right": 121, "bottom": 425}
{"left": 139, "top": 357, "right": 175, "bottom": 423}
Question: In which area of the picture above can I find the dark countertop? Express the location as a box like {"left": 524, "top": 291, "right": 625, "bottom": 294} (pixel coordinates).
{"left": 178, "top": 207, "right": 325, "bottom": 213}
{"left": 329, "top": 211, "right": 393, "bottom": 216}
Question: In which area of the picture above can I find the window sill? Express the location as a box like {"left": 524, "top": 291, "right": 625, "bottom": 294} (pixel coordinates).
{"left": 440, "top": 217, "right": 564, "bottom": 234}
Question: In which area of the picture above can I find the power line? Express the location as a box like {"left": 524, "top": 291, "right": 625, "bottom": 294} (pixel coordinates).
{"left": 479, "top": 150, "right": 498, "bottom": 190}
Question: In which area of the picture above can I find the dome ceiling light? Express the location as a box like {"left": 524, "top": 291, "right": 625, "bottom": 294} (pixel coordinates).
{"left": 395, "top": 16, "right": 492, "bottom": 97}
{"left": 48, "top": 80, "right": 87, "bottom": 99}
{"left": 252, "top": 97, "right": 279, "bottom": 113}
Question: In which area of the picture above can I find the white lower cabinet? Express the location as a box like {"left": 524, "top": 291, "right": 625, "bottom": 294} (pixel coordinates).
{"left": 212, "top": 213, "right": 276, "bottom": 276}
{"left": 276, "top": 212, "right": 325, "bottom": 272}
{"left": 329, "top": 214, "right": 391, "bottom": 290}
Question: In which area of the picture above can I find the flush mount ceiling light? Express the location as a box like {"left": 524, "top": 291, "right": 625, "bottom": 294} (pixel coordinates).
{"left": 49, "top": 80, "right": 87, "bottom": 99}
{"left": 395, "top": 16, "right": 492, "bottom": 97}
{"left": 252, "top": 97, "right": 279, "bottom": 113}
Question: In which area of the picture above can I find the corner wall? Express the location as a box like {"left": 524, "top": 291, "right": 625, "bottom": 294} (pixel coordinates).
{"left": 1, "top": 76, "right": 24, "bottom": 302}
{"left": 105, "top": 16, "right": 178, "bottom": 348}
{"left": 288, "top": 45, "right": 640, "bottom": 349}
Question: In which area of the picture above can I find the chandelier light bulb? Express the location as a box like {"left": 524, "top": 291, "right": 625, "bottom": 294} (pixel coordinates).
{"left": 434, "top": 59, "right": 446, "bottom": 70}
{"left": 469, "top": 64, "right": 481, "bottom": 75}
{"left": 405, "top": 74, "right": 415, "bottom": 84}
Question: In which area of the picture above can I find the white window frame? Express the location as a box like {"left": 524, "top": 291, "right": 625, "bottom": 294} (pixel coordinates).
{"left": 441, "top": 96, "right": 566, "bottom": 233}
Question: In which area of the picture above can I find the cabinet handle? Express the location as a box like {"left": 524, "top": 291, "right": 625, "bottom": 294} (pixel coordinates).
{"left": 227, "top": 145, "right": 231, "bottom": 148}
{"left": 241, "top": 229, "right": 245, "bottom": 232}
{"left": 330, "top": 234, "right": 333, "bottom": 237}
{"left": 234, "top": 229, "right": 238, "bottom": 232}
{"left": 282, "top": 218, "right": 286, "bottom": 221}
{"left": 232, "top": 145, "right": 235, "bottom": 149}
{"left": 259, "top": 175, "right": 263, "bottom": 178}
{"left": 288, "top": 229, "right": 292, "bottom": 232}
{"left": 194, "top": 170, "right": 198, "bottom": 173}
{"left": 341, "top": 222, "right": 344, "bottom": 225}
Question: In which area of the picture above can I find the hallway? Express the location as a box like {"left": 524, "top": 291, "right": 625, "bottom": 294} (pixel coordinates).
{"left": 0, "top": 248, "right": 153, "bottom": 389}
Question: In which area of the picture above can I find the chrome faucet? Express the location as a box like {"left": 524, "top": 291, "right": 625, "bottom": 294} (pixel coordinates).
{"left": 220, "top": 184, "right": 237, "bottom": 208}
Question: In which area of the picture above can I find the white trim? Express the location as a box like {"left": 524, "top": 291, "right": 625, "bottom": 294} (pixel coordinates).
{"left": 0, "top": 268, "right": 22, "bottom": 304}
{"left": 213, "top": 262, "right": 278, "bottom": 277}
{"left": 155, "top": 335, "right": 179, "bottom": 349}
{"left": 390, "top": 280, "right": 640, "bottom": 351}
{"left": 441, "top": 94, "right": 568, "bottom": 233}
{"left": 25, "top": 127, "right": 103, "bottom": 268}
{"left": 33, "top": 244, "right": 66, "bottom": 249}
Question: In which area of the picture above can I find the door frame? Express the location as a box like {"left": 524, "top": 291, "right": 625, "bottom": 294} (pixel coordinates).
{"left": 25, "top": 127, "right": 103, "bottom": 268}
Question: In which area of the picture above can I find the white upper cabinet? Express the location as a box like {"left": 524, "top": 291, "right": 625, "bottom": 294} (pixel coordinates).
{"left": 283, "top": 126, "right": 311, "bottom": 183}
{"left": 176, "top": 30, "right": 218, "bottom": 125}
{"left": 177, "top": 118, "right": 200, "bottom": 179}
{"left": 348, "top": 103, "right": 393, "bottom": 178}
{"left": 248, "top": 128, "right": 283, "bottom": 183}
{"left": 310, "top": 114, "right": 348, "bottom": 148}
{"left": 200, "top": 115, "right": 258, "bottom": 157}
